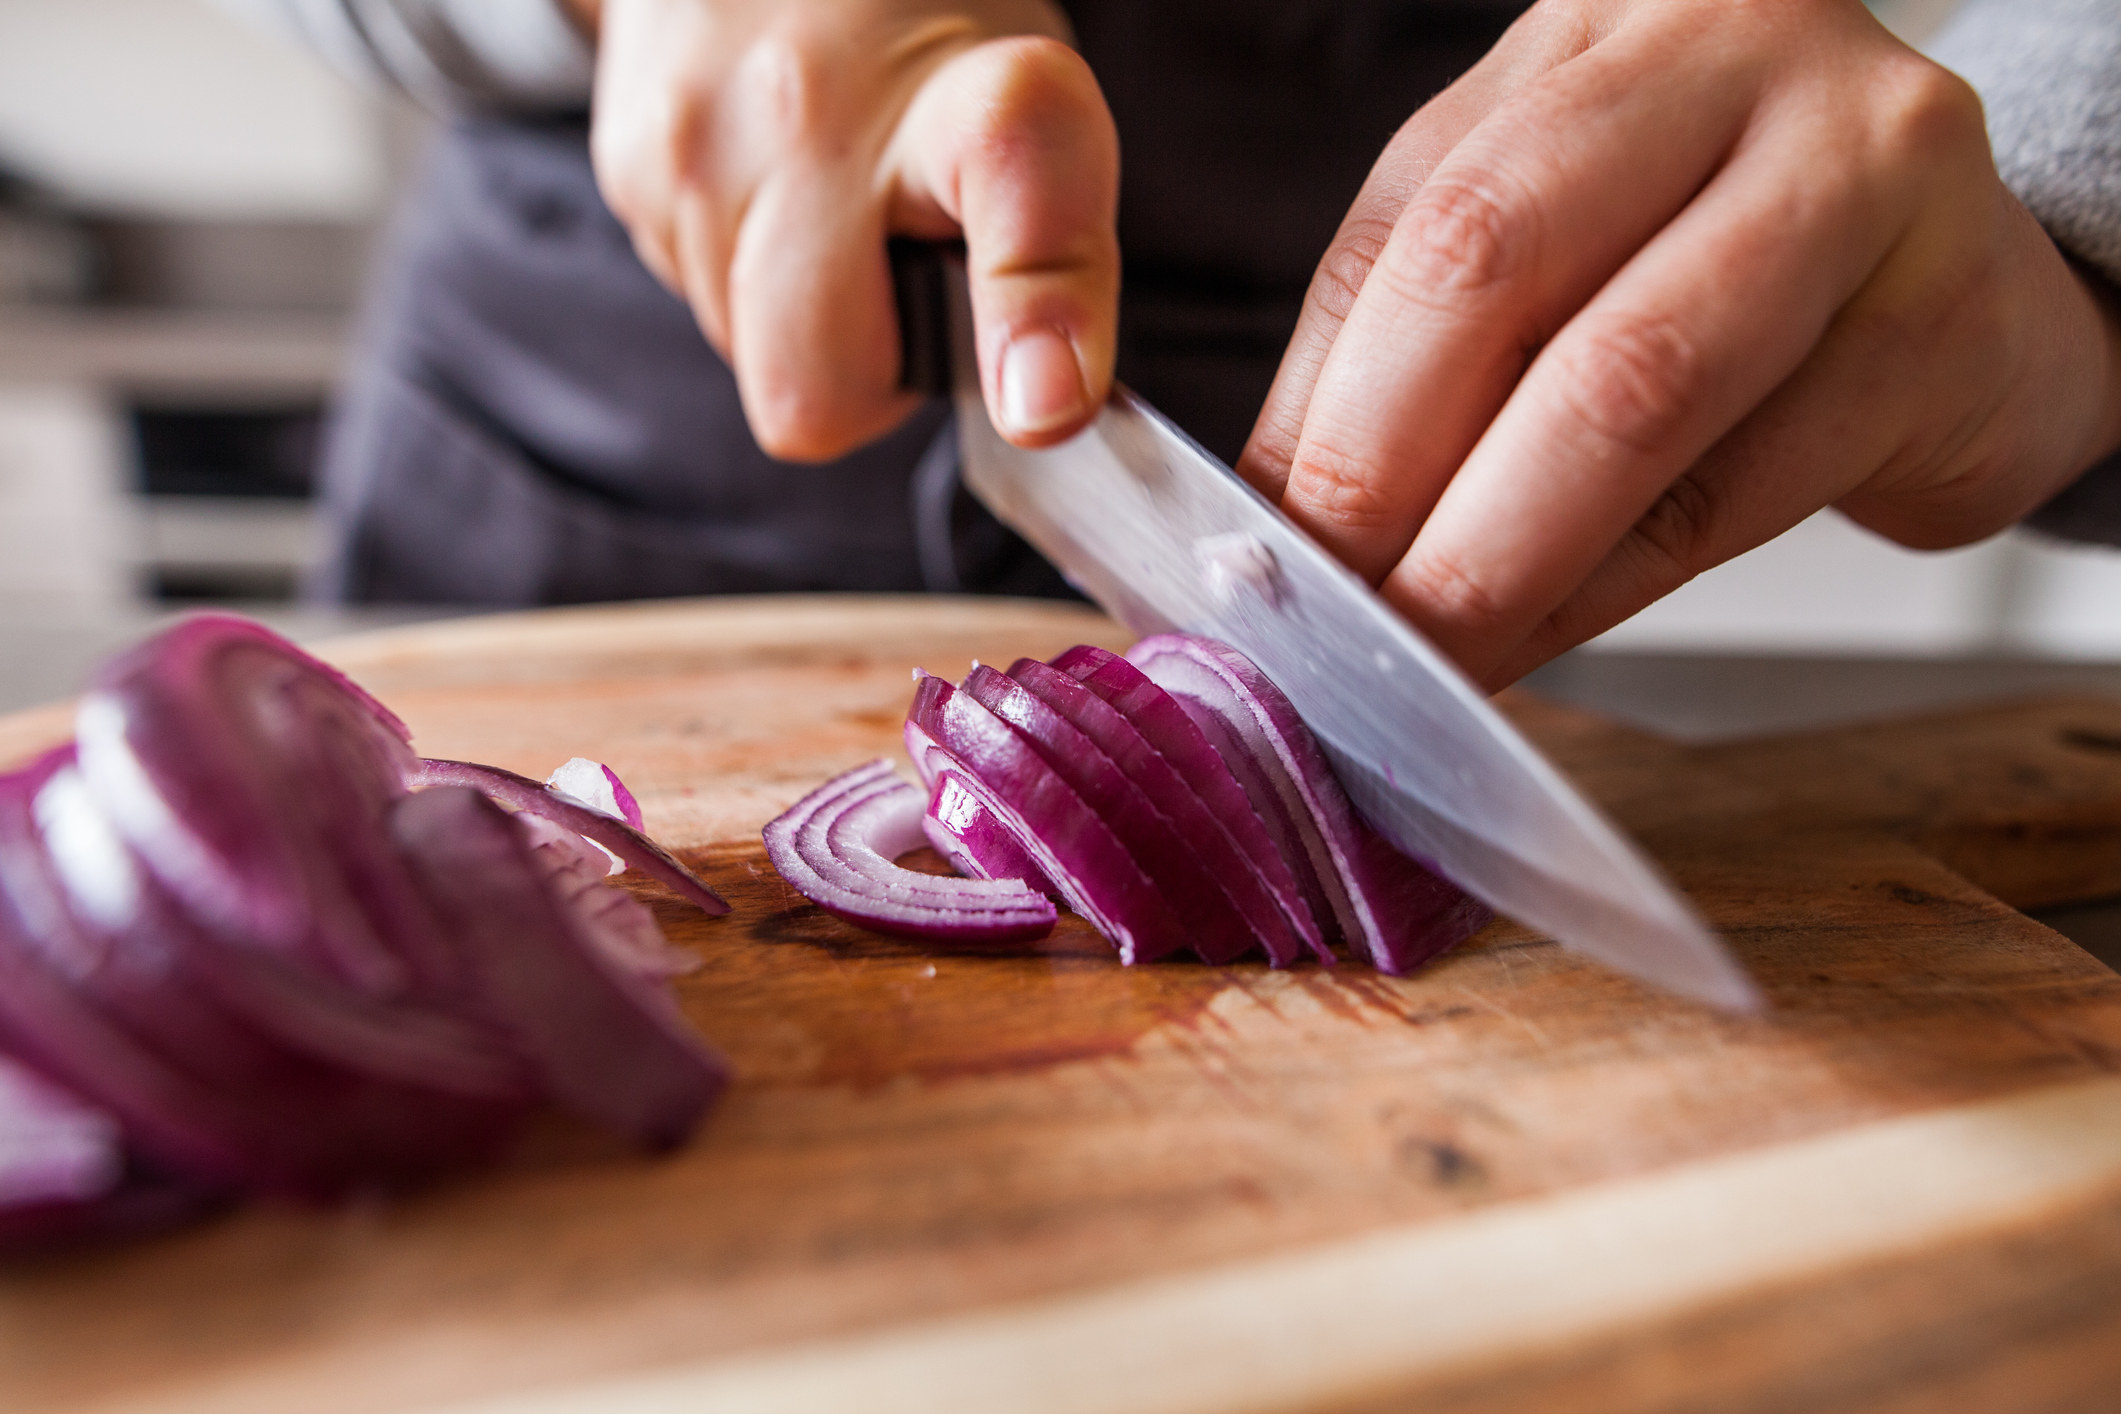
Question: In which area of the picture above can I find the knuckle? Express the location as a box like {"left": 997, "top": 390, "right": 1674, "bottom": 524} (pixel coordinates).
{"left": 1627, "top": 473, "right": 1722, "bottom": 583}
{"left": 956, "top": 38, "right": 1115, "bottom": 174}
{"left": 748, "top": 393, "right": 855, "bottom": 464}
{"left": 1877, "top": 60, "right": 1987, "bottom": 164}
{"left": 1309, "top": 214, "right": 1396, "bottom": 323}
{"left": 1286, "top": 435, "right": 1401, "bottom": 537}
{"left": 1388, "top": 172, "right": 1537, "bottom": 301}
{"left": 736, "top": 32, "right": 836, "bottom": 152}
{"left": 1400, "top": 546, "right": 1511, "bottom": 641}
{"left": 740, "top": 367, "right": 867, "bottom": 464}
{"left": 1546, "top": 314, "right": 1708, "bottom": 459}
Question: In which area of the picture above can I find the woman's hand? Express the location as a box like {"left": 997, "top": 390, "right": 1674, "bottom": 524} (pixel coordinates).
{"left": 1238, "top": 0, "right": 2121, "bottom": 689}
{"left": 582, "top": 0, "right": 1119, "bottom": 460}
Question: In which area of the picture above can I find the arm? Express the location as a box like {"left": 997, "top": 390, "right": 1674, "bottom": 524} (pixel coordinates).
{"left": 1932, "top": 0, "right": 2121, "bottom": 546}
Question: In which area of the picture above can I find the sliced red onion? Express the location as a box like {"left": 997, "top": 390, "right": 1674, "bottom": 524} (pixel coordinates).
{"left": 1051, "top": 645, "right": 1329, "bottom": 962}
{"left": 1127, "top": 635, "right": 1492, "bottom": 974}
{"left": 410, "top": 759, "right": 729, "bottom": 917}
{"left": 763, "top": 760, "right": 1055, "bottom": 945}
{"left": 391, "top": 787, "right": 728, "bottom": 1151}
{"left": 1009, "top": 658, "right": 1307, "bottom": 966}
{"left": 964, "top": 664, "right": 1265, "bottom": 965}
{"left": 0, "top": 615, "right": 731, "bottom": 1228}
{"left": 545, "top": 757, "right": 644, "bottom": 831}
{"left": 0, "top": 1054, "right": 122, "bottom": 1209}
{"left": 905, "top": 673, "right": 1189, "bottom": 963}
{"left": 514, "top": 814, "right": 698, "bottom": 979}
{"left": 74, "top": 616, "right": 419, "bottom": 992}
{"left": 0, "top": 763, "right": 521, "bottom": 1198}
{"left": 922, "top": 771, "right": 1057, "bottom": 896}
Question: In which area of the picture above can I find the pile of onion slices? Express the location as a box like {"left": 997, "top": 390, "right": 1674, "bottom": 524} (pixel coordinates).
{"left": 766, "top": 634, "right": 1491, "bottom": 970}
{"left": 0, "top": 615, "right": 729, "bottom": 1251}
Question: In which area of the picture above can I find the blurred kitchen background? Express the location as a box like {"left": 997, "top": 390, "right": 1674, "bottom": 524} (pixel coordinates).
{"left": 0, "top": 0, "right": 2115, "bottom": 725}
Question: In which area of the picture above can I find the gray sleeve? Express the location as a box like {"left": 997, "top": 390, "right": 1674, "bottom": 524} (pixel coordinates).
{"left": 1929, "top": 0, "right": 2121, "bottom": 547}
{"left": 211, "top": 0, "right": 594, "bottom": 114}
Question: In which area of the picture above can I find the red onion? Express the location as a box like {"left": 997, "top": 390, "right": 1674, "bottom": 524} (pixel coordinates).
{"left": 905, "top": 672, "right": 1190, "bottom": 963}
{"left": 0, "top": 614, "right": 732, "bottom": 1247}
{"left": 770, "top": 634, "right": 1488, "bottom": 975}
{"left": 762, "top": 760, "right": 1055, "bottom": 945}
{"left": 408, "top": 759, "right": 727, "bottom": 917}
{"left": 1127, "top": 635, "right": 1491, "bottom": 974}
{"left": 0, "top": 1054, "right": 120, "bottom": 1209}
{"left": 390, "top": 788, "right": 724, "bottom": 1151}
{"left": 921, "top": 771, "right": 1056, "bottom": 896}
{"left": 1049, "top": 646, "right": 1328, "bottom": 962}
{"left": 1007, "top": 658, "right": 1310, "bottom": 966}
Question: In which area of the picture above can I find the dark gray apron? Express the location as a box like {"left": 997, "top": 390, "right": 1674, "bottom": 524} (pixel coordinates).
{"left": 313, "top": 1, "right": 1527, "bottom": 606}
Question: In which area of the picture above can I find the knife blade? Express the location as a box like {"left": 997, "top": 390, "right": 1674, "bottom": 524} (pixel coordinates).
{"left": 922, "top": 251, "right": 1757, "bottom": 1010}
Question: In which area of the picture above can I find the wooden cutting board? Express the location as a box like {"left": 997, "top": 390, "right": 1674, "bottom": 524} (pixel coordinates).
{"left": 5, "top": 594, "right": 2121, "bottom": 1414}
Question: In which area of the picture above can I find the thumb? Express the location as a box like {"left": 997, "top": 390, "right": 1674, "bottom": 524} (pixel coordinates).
{"left": 893, "top": 36, "right": 1120, "bottom": 446}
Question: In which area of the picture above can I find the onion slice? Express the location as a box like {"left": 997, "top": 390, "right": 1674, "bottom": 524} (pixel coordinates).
{"left": 75, "top": 620, "right": 426, "bottom": 994}
{"left": 763, "top": 760, "right": 1055, "bottom": 945}
{"left": 922, "top": 771, "right": 1057, "bottom": 896}
{"left": 1009, "top": 658, "right": 1307, "bottom": 966}
{"left": 905, "top": 673, "right": 1189, "bottom": 963}
{"left": 545, "top": 757, "right": 644, "bottom": 830}
{"left": 0, "top": 1054, "right": 121, "bottom": 1210}
{"left": 1050, "top": 645, "right": 1329, "bottom": 962}
{"left": 1127, "top": 635, "right": 1492, "bottom": 973}
{"left": 409, "top": 759, "right": 728, "bottom": 916}
{"left": 391, "top": 787, "right": 728, "bottom": 1151}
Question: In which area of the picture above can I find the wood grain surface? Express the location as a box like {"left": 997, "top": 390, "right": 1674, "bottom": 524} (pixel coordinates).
{"left": 3, "top": 594, "right": 2120, "bottom": 1414}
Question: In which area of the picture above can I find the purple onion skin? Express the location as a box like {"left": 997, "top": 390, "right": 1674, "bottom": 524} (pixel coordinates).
{"left": 1050, "top": 646, "right": 1328, "bottom": 961}
{"left": 923, "top": 771, "right": 1057, "bottom": 897}
{"left": 962, "top": 666, "right": 1265, "bottom": 966}
{"left": 1012, "top": 657, "right": 1314, "bottom": 967}
{"left": 392, "top": 788, "right": 728, "bottom": 1152}
{"left": 1127, "top": 635, "right": 1493, "bottom": 974}
{"left": 905, "top": 674, "right": 1190, "bottom": 963}
{"left": 410, "top": 760, "right": 728, "bottom": 917}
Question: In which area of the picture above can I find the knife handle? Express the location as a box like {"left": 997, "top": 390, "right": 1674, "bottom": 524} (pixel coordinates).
{"left": 889, "top": 236, "right": 964, "bottom": 399}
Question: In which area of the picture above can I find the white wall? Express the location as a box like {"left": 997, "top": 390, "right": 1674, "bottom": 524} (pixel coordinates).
{"left": 1589, "top": 513, "right": 2121, "bottom": 658}
{"left": 0, "top": 0, "right": 384, "bottom": 218}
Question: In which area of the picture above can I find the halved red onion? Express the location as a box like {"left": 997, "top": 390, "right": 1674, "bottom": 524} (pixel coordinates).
{"left": 763, "top": 760, "right": 1055, "bottom": 945}
{"left": 409, "top": 759, "right": 728, "bottom": 917}
{"left": 1049, "top": 645, "right": 1328, "bottom": 961}
{"left": 1009, "top": 658, "right": 1307, "bottom": 967}
{"left": 391, "top": 787, "right": 728, "bottom": 1151}
{"left": 1127, "top": 635, "right": 1491, "bottom": 974}
{"left": 905, "top": 673, "right": 1189, "bottom": 962}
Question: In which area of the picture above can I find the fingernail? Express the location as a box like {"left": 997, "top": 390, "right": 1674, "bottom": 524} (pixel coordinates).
{"left": 999, "top": 327, "right": 1087, "bottom": 437}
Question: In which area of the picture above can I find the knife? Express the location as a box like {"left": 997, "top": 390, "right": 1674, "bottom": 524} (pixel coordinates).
{"left": 897, "top": 243, "right": 1758, "bottom": 1011}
